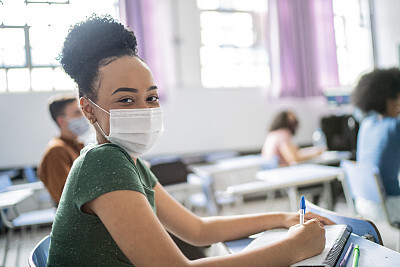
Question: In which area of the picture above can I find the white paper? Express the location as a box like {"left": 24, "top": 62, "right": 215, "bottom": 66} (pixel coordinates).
{"left": 242, "top": 225, "right": 348, "bottom": 266}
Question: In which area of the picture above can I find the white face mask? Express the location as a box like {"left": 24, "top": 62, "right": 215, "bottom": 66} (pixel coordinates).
{"left": 68, "top": 116, "right": 90, "bottom": 137}
{"left": 88, "top": 99, "right": 164, "bottom": 158}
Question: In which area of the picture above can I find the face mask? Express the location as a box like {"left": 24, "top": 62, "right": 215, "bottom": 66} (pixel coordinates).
{"left": 88, "top": 99, "right": 164, "bottom": 158}
{"left": 68, "top": 116, "right": 90, "bottom": 137}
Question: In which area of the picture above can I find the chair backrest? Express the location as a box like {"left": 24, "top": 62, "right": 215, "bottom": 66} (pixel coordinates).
{"left": 150, "top": 158, "right": 190, "bottom": 186}
{"left": 340, "top": 159, "right": 386, "bottom": 203}
{"left": 23, "top": 167, "right": 38, "bottom": 183}
{"left": 306, "top": 200, "right": 383, "bottom": 245}
{"left": 0, "top": 174, "right": 12, "bottom": 192}
{"left": 28, "top": 235, "right": 51, "bottom": 267}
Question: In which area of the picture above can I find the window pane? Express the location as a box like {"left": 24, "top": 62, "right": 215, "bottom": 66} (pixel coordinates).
{"left": 0, "top": 0, "right": 119, "bottom": 93}
{"left": 54, "top": 67, "right": 76, "bottom": 91}
{"left": 8, "top": 68, "right": 30, "bottom": 92}
{"left": 198, "top": 1, "right": 269, "bottom": 88}
{"left": 31, "top": 68, "right": 54, "bottom": 91}
{"left": 200, "top": 46, "right": 269, "bottom": 88}
{"left": 197, "top": 0, "right": 268, "bottom": 12}
{"left": 26, "top": 4, "right": 52, "bottom": 26}
{"left": 0, "top": 1, "right": 27, "bottom": 25}
{"left": 334, "top": 17, "right": 346, "bottom": 48}
{"left": 0, "top": 69, "right": 7, "bottom": 93}
{"left": 0, "top": 28, "right": 26, "bottom": 67}
{"left": 200, "top": 12, "right": 254, "bottom": 47}
{"left": 2, "top": 48, "right": 26, "bottom": 67}
{"left": 337, "top": 48, "right": 350, "bottom": 85}
{"left": 333, "top": 0, "right": 373, "bottom": 86}
{"left": 231, "top": 0, "right": 268, "bottom": 12}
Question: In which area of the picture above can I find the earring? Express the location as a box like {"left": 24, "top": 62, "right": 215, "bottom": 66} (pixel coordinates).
{"left": 89, "top": 118, "right": 96, "bottom": 124}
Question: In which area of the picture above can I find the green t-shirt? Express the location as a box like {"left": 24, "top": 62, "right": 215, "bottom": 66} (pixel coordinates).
{"left": 47, "top": 143, "right": 158, "bottom": 266}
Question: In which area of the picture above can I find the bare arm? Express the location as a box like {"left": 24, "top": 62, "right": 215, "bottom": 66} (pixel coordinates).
{"left": 154, "top": 183, "right": 332, "bottom": 246}
{"left": 279, "top": 141, "right": 323, "bottom": 165}
{"left": 85, "top": 185, "right": 330, "bottom": 266}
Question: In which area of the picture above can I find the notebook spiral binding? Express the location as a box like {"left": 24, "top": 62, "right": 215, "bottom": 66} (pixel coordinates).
{"left": 322, "top": 225, "right": 352, "bottom": 267}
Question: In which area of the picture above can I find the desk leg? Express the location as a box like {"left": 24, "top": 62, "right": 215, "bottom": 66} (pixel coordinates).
{"left": 286, "top": 187, "right": 299, "bottom": 212}
{"left": 233, "top": 195, "right": 244, "bottom": 214}
{"left": 322, "top": 181, "right": 333, "bottom": 210}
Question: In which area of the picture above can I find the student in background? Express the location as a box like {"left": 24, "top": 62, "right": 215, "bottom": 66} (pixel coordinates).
{"left": 352, "top": 68, "right": 400, "bottom": 223}
{"left": 262, "top": 110, "right": 324, "bottom": 166}
{"left": 48, "top": 15, "right": 332, "bottom": 266}
{"left": 37, "top": 94, "right": 89, "bottom": 204}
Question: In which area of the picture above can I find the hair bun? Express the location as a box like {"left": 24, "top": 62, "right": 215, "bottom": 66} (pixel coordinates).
{"left": 60, "top": 14, "right": 138, "bottom": 97}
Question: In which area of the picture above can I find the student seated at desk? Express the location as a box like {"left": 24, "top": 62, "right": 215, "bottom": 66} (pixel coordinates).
{"left": 352, "top": 68, "right": 400, "bottom": 223}
{"left": 48, "top": 15, "right": 333, "bottom": 266}
{"left": 37, "top": 94, "right": 89, "bottom": 205}
{"left": 262, "top": 110, "right": 324, "bottom": 166}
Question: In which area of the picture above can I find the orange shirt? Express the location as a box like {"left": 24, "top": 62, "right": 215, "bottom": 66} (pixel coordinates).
{"left": 37, "top": 137, "right": 84, "bottom": 203}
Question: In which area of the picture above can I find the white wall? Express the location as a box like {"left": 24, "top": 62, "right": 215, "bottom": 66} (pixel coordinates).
{"left": 1, "top": 0, "right": 399, "bottom": 169}
{"left": 0, "top": 92, "right": 60, "bottom": 169}
{"left": 0, "top": 87, "right": 333, "bottom": 169}
{"left": 373, "top": 0, "right": 400, "bottom": 68}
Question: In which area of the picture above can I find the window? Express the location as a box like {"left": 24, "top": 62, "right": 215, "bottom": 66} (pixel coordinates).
{"left": 333, "top": 0, "right": 374, "bottom": 85}
{"left": 0, "top": 0, "right": 119, "bottom": 93}
{"left": 196, "top": 0, "right": 270, "bottom": 88}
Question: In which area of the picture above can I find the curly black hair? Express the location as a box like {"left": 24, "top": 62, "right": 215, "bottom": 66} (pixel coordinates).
{"left": 60, "top": 14, "right": 138, "bottom": 100}
{"left": 351, "top": 68, "right": 400, "bottom": 114}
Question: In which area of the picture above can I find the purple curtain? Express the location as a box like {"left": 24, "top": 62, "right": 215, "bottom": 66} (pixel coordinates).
{"left": 270, "top": 0, "right": 340, "bottom": 97}
{"left": 119, "top": 0, "right": 165, "bottom": 98}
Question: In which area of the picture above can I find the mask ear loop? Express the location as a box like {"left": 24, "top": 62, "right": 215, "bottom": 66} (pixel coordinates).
{"left": 87, "top": 98, "right": 111, "bottom": 141}
{"left": 87, "top": 98, "right": 110, "bottom": 115}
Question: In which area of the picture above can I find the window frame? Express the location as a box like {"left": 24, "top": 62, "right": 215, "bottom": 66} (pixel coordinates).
{"left": 0, "top": 0, "right": 118, "bottom": 93}
{"left": 195, "top": 2, "right": 271, "bottom": 89}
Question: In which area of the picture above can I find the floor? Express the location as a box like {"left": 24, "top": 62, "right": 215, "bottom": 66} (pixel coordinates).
{"left": 0, "top": 194, "right": 398, "bottom": 266}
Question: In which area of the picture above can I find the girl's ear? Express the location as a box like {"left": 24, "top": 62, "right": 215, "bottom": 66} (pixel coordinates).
{"left": 80, "top": 97, "right": 97, "bottom": 124}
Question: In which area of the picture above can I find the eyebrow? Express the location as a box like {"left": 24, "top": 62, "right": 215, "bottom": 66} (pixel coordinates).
{"left": 111, "top": 85, "right": 158, "bottom": 95}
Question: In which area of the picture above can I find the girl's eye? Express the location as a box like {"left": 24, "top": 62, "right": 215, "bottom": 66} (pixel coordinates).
{"left": 119, "top": 97, "right": 134, "bottom": 103}
{"left": 147, "top": 96, "right": 159, "bottom": 102}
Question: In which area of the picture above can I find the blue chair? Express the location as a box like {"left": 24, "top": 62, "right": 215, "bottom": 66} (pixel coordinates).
{"left": 23, "top": 167, "right": 38, "bottom": 183}
{"left": 306, "top": 200, "right": 382, "bottom": 245}
{"left": 0, "top": 174, "right": 13, "bottom": 193}
{"left": 340, "top": 159, "right": 400, "bottom": 250}
{"left": 0, "top": 174, "right": 55, "bottom": 266}
{"left": 22, "top": 166, "right": 54, "bottom": 209}
{"left": 28, "top": 235, "right": 50, "bottom": 267}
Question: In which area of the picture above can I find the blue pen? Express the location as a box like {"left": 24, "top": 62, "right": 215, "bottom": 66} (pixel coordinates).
{"left": 300, "top": 196, "right": 306, "bottom": 225}
{"left": 339, "top": 243, "right": 354, "bottom": 267}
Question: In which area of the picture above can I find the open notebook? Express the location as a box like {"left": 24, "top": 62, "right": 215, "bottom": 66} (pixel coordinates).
{"left": 242, "top": 224, "right": 352, "bottom": 267}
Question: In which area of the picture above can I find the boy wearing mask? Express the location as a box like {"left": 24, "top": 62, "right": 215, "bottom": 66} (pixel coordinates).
{"left": 38, "top": 94, "right": 90, "bottom": 204}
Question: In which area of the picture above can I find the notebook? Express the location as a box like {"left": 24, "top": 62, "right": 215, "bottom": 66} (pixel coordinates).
{"left": 242, "top": 224, "right": 352, "bottom": 267}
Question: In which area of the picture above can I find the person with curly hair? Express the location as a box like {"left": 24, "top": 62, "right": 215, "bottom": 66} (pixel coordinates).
{"left": 261, "top": 110, "right": 324, "bottom": 166}
{"left": 352, "top": 68, "right": 400, "bottom": 223}
{"left": 47, "top": 15, "right": 332, "bottom": 266}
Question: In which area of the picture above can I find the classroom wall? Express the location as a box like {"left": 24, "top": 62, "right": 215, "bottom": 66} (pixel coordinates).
{"left": 0, "top": 89, "right": 333, "bottom": 169}
{"left": 0, "top": 0, "right": 398, "bottom": 169}
{"left": 373, "top": 0, "right": 400, "bottom": 68}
